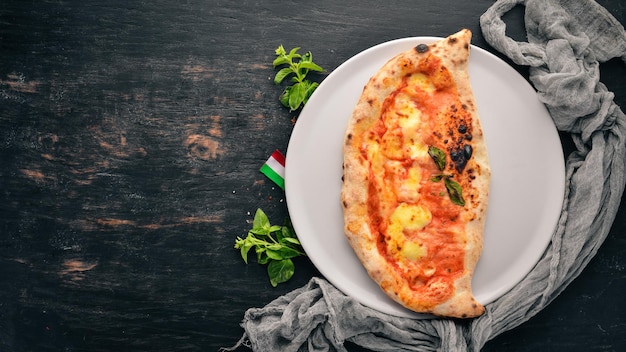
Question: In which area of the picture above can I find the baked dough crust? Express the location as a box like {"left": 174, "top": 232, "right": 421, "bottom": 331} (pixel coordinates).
{"left": 341, "top": 29, "right": 490, "bottom": 318}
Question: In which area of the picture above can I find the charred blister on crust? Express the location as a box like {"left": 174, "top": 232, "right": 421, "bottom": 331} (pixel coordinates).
{"left": 415, "top": 44, "right": 429, "bottom": 53}
{"left": 448, "top": 144, "right": 473, "bottom": 173}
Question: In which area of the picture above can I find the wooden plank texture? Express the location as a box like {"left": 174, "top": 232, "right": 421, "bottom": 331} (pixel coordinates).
{"left": 0, "top": 0, "right": 624, "bottom": 351}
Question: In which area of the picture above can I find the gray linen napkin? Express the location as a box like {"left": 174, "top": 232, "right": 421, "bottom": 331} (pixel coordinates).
{"left": 223, "top": 0, "right": 626, "bottom": 350}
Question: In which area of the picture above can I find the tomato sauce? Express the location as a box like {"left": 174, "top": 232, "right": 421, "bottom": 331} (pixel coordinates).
{"left": 365, "top": 54, "right": 473, "bottom": 306}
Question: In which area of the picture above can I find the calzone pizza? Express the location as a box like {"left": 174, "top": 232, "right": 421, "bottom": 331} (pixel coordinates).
{"left": 341, "top": 29, "right": 490, "bottom": 318}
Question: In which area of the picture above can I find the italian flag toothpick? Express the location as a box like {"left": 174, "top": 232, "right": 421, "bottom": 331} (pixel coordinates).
{"left": 260, "top": 149, "right": 285, "bottom": 190}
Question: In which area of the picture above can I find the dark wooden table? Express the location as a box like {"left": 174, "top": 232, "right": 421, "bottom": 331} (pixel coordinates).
{"left": 1, "top": 1, "right": 625, "bottom": 351}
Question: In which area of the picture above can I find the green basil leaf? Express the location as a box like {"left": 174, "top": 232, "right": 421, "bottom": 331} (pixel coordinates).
{"left": 428, "top": 146, "right": 446, "bottom": 171}
{"left": 303, "top": 81, "right": 319, "bottom": 104}
{"left": 430, "top": 174, "right": 444, "bottom": 182}
{"left": 268, "top": 259, "right": 295, "bottom": 287}
{"left": 279, "top": 88, "right": 290, "bottom": 108}
{"left": 265, "top": 249, "right": 284, "bottom": 261}
{"left": 444, "top": 177, "right": 465, "bottom": 206}
{"left": 240, "top": 245, "right": 253, "bottom": 264}
{"left": 268, "top": 225, "right": 282, "bottom": 234}
{"left": 290, "top": 74, "right": 302, "bottom": 83}
{"left": 272, "top": 56, "right": 289, "bottom": 68}
{"left": 287, "top": 47, "right": 301, "bottom": 60}
{"left": 258, "top": 254, "right": 271, "bottom": 265}
{"left": 235, "top": 237, "right": 254, "bottom": 264}
{"left": 288, "top": 82, "right": 305, "bottom": 111}
{"left": 252, "top": 208, "right": 269, "bottom": 229}
{"left": 299, "top": 61, "right": 324, "bottom": 72}
{"left": 282, "top": 218, "right": 296, "bottom": 236}
{"left": 274, "top": 67, "right": 292, "bottom": 84}
{"left": 281, "top": 237, "right": 301, "bottom": 246}
{"left": 277, "top": 246, "right": 302, "bottom": 260}
{"left": 277, "top": 226, "right": 290, "bottom": 240}
{"left": 250, "top": 209, "right": 272, "bottom": 236}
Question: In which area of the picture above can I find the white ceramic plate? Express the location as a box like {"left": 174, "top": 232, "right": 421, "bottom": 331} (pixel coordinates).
{"left": 284, "top": 37, "right": 565, "bottom": 318}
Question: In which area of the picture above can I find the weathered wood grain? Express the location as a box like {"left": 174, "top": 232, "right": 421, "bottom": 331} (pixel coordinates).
{"left": 0, "top": 0, "right": 624, "bottom": 351}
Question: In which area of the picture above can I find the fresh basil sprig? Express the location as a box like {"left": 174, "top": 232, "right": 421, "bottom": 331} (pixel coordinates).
{"left": 273, "top": 45, "right": 324, "bottom": 111}
{"left": 428, "top": 146, "right": 466, "bottom": 206}
{"left": 234, "top": 208, "right": 305, "bottom": 286}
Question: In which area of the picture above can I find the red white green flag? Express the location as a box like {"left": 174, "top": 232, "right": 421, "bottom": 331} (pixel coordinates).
{"left": 260, "top": 149, "right": 285, "bottom": 190}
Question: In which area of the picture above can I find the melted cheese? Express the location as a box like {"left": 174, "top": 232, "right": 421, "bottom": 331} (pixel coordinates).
{"left": 380, "top": 129, "right": 404, "bottom": 160}
{"left": 368, "top": 69, "right": 466, "bottom": 270}
{"left": 395, "top": 91, "right": 429, "bottom": 160}
{"left": 401, "top": 241, "right": 426, "bottom": 261}
{"left": 391, "top": 203, "right": 432, "bottom": 231}
{"left": 407, "top": 72, "right": 436, "bottom": 94}
{"left": 386, "top": 203, "right": 432, "bottom": 261}
{"left": 377, "top": 73, "right": 441, "bottom": 262}
{"left": 394, "top": 93, "right": 422, "bottom": 129}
